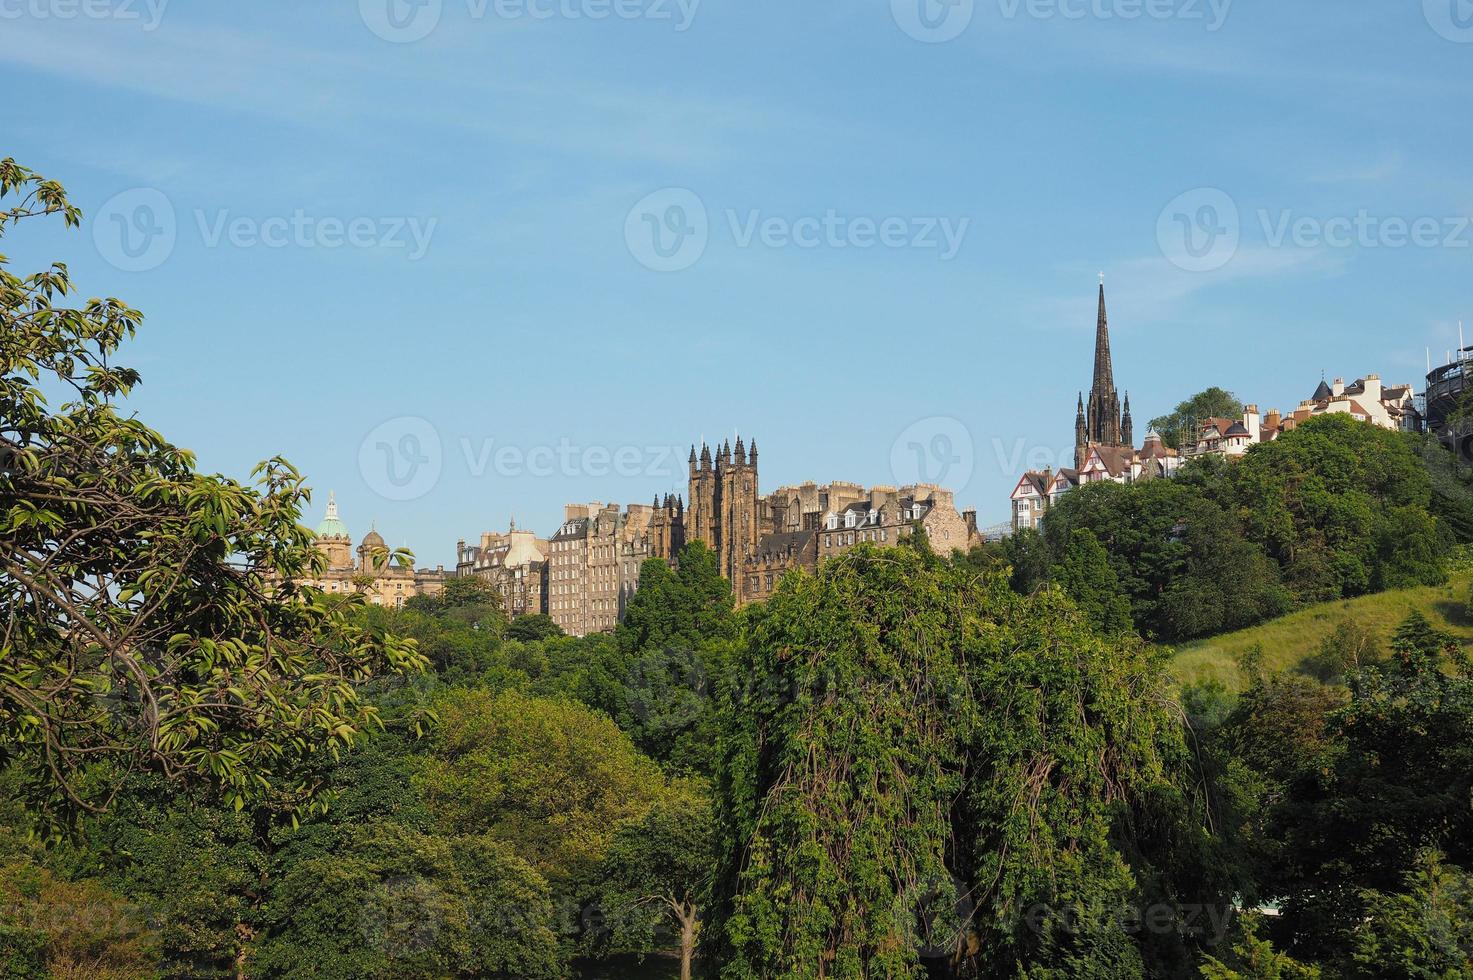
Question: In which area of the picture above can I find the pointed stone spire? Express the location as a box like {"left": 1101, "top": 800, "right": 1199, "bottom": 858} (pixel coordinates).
{"left": 735, "top": 435, "right": 746, "bottom": 465}
{"left": 749, "top": 438, "right": 758, "bottom": 463}
{"left": 1093, "top": 282, "right": 1114, "bottom": 395}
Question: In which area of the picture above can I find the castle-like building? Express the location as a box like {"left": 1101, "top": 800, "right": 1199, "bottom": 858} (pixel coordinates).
{"left": 306, "top": 493, "right": 447, "bottom": 607}
{"left": 454, "top": 437, "right": 977, "bottom": 636}
{"left": 1075, "top": 282, "right": 1133, "bottom": 469}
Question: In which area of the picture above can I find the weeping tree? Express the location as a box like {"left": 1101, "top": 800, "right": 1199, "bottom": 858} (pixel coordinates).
{"left": 711, "top": 543, "right": 1213, "bottom": 978}
{"left": 0, "top": 158, "right": 425, "bottom": 827}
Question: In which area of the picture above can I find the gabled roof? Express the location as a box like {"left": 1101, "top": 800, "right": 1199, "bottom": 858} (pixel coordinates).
{"left": 1086, "top": 446, "right": 1134, "bottom": 477}
{"left": 755, "top": 530, "right": 817, "bottom": 559}
{"left": 1011, "top": 471, "right": 1050, "bottom": 498}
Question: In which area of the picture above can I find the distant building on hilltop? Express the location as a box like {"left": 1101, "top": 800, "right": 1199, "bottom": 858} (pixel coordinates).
{"left": 306, "top": 493, "right": 446, "bottom": 607}
{"left": 455, "top": 521, "right": 549, "bottom": 618}
{"left": 1184, "top": 375, "right": 1419, "bottom": 461}
{"left": 1075, "top": 282, "right": 1134, "bottom": 469}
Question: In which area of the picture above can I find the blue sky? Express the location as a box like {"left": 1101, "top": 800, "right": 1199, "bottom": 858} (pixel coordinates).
{"left": 4, "top": 0, "right": 1472, "bottom": 564}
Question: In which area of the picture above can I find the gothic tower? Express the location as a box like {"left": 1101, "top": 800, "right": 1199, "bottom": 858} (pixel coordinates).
{"left": 686, "top": 435, "right": 760, "bottom": 582}
{"left": 1076, "top": 282, "right": 1128, "bottom": 468}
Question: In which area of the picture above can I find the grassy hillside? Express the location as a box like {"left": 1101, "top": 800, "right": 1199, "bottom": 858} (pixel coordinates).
{"left": 1168, "top": 567, "right": 1473, "bottom": 691}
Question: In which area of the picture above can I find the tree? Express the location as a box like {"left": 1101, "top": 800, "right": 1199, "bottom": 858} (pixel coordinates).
{"left": 415, "top": 688, "right": 667, "bottom": 895}
{"left": 0, "top": 827, "right": 158, "bottom": 979}
{"left": 1240, "top": 611, "right": 1473, "bottom": 963}
{"left": 1352, "top": 850, "right": 1473, "bottom": 979}
{"left": 613, "top": 542, "right": 737, "bottom": 774}
{"left": 1299, "top": 617, "right": 1383, "bottom": 683}
{"left": 1149, "top": 387, "right": 1243, "bottom": 450}
{"left": 594, "top": 782, "right": 715, "bottom": 980}
{"left": 252, "top": 821, "right": 562, "bottom": 980}
{"left": 505, "top": 613, "right": 564, "bottom": 642}
{"left": 711, "top": 544, "right": 970, "bottom": 978}
{"left": 0, "top": 158, "right": 425, "bottom": 825}
{"left": 1198, "top": 915, "right": 1320, "bottom": 979}
{"left": 1052, "top": 527, "right": 1134, "bottom": 635}
{"left": 710, "top": 543, "right": 1204, "bottom": 977}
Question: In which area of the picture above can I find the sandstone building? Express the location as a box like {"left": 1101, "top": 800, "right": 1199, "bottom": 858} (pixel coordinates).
{"left": 307, "top": 493, "right": 447, "bottom": 607}
{"left": 455, "top": 521, "right": 549, "bottom": 617}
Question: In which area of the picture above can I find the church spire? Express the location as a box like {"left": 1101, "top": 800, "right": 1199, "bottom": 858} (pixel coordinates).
{"left": 1093, "top": 282, "right": 1114, "bottom": 394}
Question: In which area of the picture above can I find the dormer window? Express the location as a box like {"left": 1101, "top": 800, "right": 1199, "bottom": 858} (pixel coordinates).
{"left": 844, "top": 511, "right": 857, "bottom": 529}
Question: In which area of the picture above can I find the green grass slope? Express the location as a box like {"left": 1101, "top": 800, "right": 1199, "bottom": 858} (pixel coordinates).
{"left": 1168, "top": 568, "right": 1473, "bottom": 691}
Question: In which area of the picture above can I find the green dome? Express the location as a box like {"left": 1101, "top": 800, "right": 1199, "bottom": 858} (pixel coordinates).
{"left": 315, "top": 493, "right": 350, "bottom": 539}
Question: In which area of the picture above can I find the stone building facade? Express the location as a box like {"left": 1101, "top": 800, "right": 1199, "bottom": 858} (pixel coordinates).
{"left": 306, "top": 493, "right": 447, "bottom": 607}
{"left": 455, "top": 522, "right": 549, "bottom": 618}
{"left": 455, "top": 437, "right": 977, "bottom": 633}
{"left": 543, "top": 497, "right": 685, "bottom": 637}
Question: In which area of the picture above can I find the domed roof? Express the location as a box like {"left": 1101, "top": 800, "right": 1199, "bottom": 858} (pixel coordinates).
{"left": 361, "top": 527, "right": 386, "bottom": 549}
{"left": 314, "top": 492, "right": 350, "bottom": 540}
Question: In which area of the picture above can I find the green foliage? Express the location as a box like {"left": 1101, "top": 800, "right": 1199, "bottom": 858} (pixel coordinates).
{"left": 1298, "top": 617, "right": 1383, "bottom": 683}
{"left": 1226, "top": 610, "right": 1473, "bottom": 965}
{"left": 416, "top": 688, "right": 668, "bottom": 895}
{"left": 593, "top": 781, "right": 715, "bottom": 979}
{"left": 1149, "top": 387, "right": 1243, "bottom": 451}
{"left": 0, "top": 159, "right": 425, "bottom": 825}
{"left": 1198, "top": 916, "right": 1320, "bottom": 979}
{"left": 1041, "top": 479, "right": 1289, "bottom": 642}
{"left": 713, "top": 544, "right": 970, "bottom": 979}
{"left": 612, "top": 542, "right": 737, "bottom": 775}
{"left": 506, "top": 613, "right": 565, "bottom": 642}
{"left": 0, "top": 828, "right": 157, "bottom": 979}
{"left": 252, "top": 822, "right": 561, "bottom": 980}
{"left": 1034, "top": 414, "right": 1457, "bottom": 643}
{"left": 1352, "top": 850, "right": 1473, "bottom": 979}
{"left": 711, "top": 544, "right": 1209, "bottom": 978}
{"left": 1051, "top": 528, "right": 1134, "bottom": 635}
